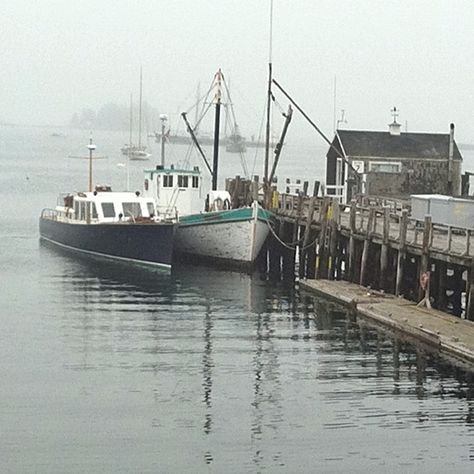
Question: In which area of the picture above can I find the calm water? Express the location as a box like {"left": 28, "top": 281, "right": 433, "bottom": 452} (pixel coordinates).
{"left": 1, "top": 125, "right": 474, "bottom": 473}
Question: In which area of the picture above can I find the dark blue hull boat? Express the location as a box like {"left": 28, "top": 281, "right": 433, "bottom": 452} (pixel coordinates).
{"left": 39, "top": 216, "right": 175, "bottom": 269}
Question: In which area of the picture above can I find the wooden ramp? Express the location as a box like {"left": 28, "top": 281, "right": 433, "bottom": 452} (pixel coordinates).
{"left": 300, "top": 279, "right": 474, "bottom": 366}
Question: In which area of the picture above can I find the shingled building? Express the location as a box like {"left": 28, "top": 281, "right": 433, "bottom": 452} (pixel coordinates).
{"left": 326, "top": 115, "right": 463, "bottom": 203}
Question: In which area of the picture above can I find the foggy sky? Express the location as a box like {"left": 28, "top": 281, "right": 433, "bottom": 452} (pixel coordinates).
{"left": 1, "top": 0, "right": 473, "bottom": 142}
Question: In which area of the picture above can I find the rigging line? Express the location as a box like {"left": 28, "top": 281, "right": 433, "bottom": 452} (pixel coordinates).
{"left": 194, "top": 100, "right": 214, "bottom": 130}
{"left": 249, "top": 97, "right": 269, "bottom": 179}
{"left": 271, "top": 78, "right": 361, "bottom": 182}
{"left": 183, "top": 78, "right": 216, "bottom": 116}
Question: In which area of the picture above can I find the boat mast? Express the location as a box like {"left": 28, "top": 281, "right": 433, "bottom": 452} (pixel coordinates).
{"left": 263, "top": 0, "right": 274, "bottom": 201}
{"left": 212, "top": 69, "right": 222, "bottom": 191}
{"left": 138, "top": 66, "right": 143, "bottom": 149}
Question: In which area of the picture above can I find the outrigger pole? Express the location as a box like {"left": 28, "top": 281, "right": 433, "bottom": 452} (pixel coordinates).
{"left": 181, "top": 112, "right": 213, "bottom": 176}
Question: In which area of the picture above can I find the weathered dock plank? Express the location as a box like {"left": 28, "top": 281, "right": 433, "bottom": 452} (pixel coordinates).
{"left": 300, "top": 279, "right": 474, "bottom": 365}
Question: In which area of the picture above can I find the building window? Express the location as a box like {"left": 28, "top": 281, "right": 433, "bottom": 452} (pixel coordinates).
{"left": 101, "top": 202, "right": 115, "bottom": 218}
{"left": 369, "top": 161, "right": 401, "bottom": 173}
{"left": 178, "top": 175, "right": 189, "bottom": 188}
{"left": 192, "top": 176, "right": 199, "bottom": 188}
{"left": 163, "top": 175, "right": 174, "bottom": 187}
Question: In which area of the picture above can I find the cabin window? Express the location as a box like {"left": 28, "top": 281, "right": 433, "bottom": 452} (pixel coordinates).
{"left": 91, "top": 203, "right": 98, "bottom": 219}
{"left": 101, "top": 202, "right": 115, "bottom": 218}
{"left": 147, "top": 202, "right": 155, "bottom": 216}
{"left": 192, "top": 176, "right": 199, "bottom": 188}
{"left": 122, "top": 202, "right": 142, "bottom": 218}
{"left": 369, "top": 161, "right": 401, "bottom": 173}
{"left": 144, "top": 179, "right": 149, "bottom": 191}
{"left": 80, "top": 202, "right": 86, "bottom": 220}
{"left": 74, "top": 201, "right": 80, "bottom": 219}
{"left": 178, "top": 175, "right": 189, "bottom": 188}
{"left": 163, "top": 175, "right": 174, "bottom": 187}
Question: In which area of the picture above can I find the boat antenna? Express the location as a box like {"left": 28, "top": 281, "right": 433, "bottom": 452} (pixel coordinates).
{"left": 127, "top": 93, "right": 133, "bottom": 191}
{"left": 263, "top": 0, "right": 274, "bottom": 201}
{"left": 212, "top": 69, "right": 222, "bottom": 191}
{"left": 87, "top": 133, "right": 96, "bottom": 192}
{"left": 68, "top": 134, "right": 107, "bottom": 191}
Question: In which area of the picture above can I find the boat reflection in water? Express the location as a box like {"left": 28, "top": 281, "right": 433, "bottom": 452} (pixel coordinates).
{"left": 38, "top": 240, "right": 474, "bottom": 472}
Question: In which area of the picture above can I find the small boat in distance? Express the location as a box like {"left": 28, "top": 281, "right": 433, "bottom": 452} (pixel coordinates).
{"left": 40, "top": 138, "right": 175, "bottom": 269}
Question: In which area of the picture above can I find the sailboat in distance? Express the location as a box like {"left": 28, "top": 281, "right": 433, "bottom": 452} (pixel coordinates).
{"left": 121, "top": 67, "right": 151, "bottom": 160}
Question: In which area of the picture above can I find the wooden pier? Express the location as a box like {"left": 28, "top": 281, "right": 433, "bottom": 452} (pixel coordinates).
{"left": 251, "top": 181, "right": 474, "bottom": 322}
{"left": 300, "top": 279, "right": 474, "bottom": 366}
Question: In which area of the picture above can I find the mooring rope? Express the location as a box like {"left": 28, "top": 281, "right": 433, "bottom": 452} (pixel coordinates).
{"left": 266, "top": 219, "right": 319, "bottom": 251}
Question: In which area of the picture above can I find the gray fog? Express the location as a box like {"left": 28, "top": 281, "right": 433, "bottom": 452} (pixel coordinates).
{"left": 1, "top": 0, "right": 473, "bottom": 142}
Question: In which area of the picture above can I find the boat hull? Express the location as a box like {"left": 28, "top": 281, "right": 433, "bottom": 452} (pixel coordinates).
{"left": 174, "top": 202, "right": 271, "bottom": 268}
{"left": 39, "top": 217, "right": 175, "bottom": 269}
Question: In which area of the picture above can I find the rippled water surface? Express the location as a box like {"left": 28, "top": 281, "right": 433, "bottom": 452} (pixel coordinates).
{"left": 1, "top": 126, "right": 474, "bottom": 472}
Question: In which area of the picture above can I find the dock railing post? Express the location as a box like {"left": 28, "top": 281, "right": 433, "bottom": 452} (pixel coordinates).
{"left": 395, "top": 209, "right": 409, "bottom": 296}
{"left": 328, "top": 201, "right": 340, "bottom": 280}
{"left": 380, "top": 205, "right": 390, "bottom": 292}
{"left": 348, "top": 201, "right": 357, "bottom": 282}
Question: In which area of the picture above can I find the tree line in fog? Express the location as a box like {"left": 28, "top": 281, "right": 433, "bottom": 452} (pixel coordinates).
{"left": 69, "top": 102, "right": 163, "bottom": 132}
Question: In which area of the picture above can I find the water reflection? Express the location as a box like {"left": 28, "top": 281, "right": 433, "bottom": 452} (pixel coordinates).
{"left": 36, "top": 241, "right": 474, "bottom": 470}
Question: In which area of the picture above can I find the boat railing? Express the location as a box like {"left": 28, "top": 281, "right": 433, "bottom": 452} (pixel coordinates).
{"left": 156, "top": 205, "right": 178, "bottom": 222}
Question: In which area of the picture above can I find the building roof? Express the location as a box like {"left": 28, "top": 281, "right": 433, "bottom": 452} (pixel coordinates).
{"left": 329, "top": 129, "right": 462, "bottom": 161}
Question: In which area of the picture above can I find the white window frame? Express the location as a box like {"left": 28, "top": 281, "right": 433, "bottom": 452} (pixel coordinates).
{"left": 368, "top": 161, "right": 402, "bottom": 173}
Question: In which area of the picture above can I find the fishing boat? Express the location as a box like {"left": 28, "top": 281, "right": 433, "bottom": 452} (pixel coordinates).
{"left": 40, "top": 138, "right": 175, "bottom": 269}
{"left": 121, "top": 67, "right": 151, "bottom": 160}
{"left": 142, "top": 70, "right": 272, "bottom": 269}
{"left": 225, "top": 131, "right": 246, "bottom": 153}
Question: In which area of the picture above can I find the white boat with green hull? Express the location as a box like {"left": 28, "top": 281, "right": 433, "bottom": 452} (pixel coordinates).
{"left": 142, "top": 164, "right": 272, "bottom": 268}
{"left": 143, "top": 69, "right": 273, "bottom": 268}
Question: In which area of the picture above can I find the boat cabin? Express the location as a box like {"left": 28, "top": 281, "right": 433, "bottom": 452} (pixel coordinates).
{"left": 143, "top": 165, "right": 233, "bottom": 217}
{"left": 143, "top": 165, "right": 204, "bottom": 216}
{"left": 56, "top": 187, "right": 161, "bottom": 223}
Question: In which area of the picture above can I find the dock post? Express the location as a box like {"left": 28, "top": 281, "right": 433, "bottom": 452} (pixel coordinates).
{"left": 268, "top": 219, "right": 281, "bottom": 278}
{"left": 328, "top": 201, "right": 340, "bottom": 280}
{"left": 417, "top": 215, "right": 432, "bottom": 304}
{"left": 348, "top": 201, "right": 357, "bottom": 282}
{"left": 379, "top": 206, "right": 390, "bottom": 291}
{"left": 282, "top": 220, "right": 296, "bottom": 280}
{"left": 360, "top": 207, "right": 375, "bottom": 286}
{"left": 467, "top": 258, "right": 474, "bottom": 321}
{"left": 300, "top": 195, "right": 317, "bottom": 278}
{"left": 315, "top": 197, "right": 330, "bottom": 279}
{"left": 395, "top": 209, "right": 408, "bottom": 296}
{"left": 252, "top": 175, "right": 259, "bottom": 202}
